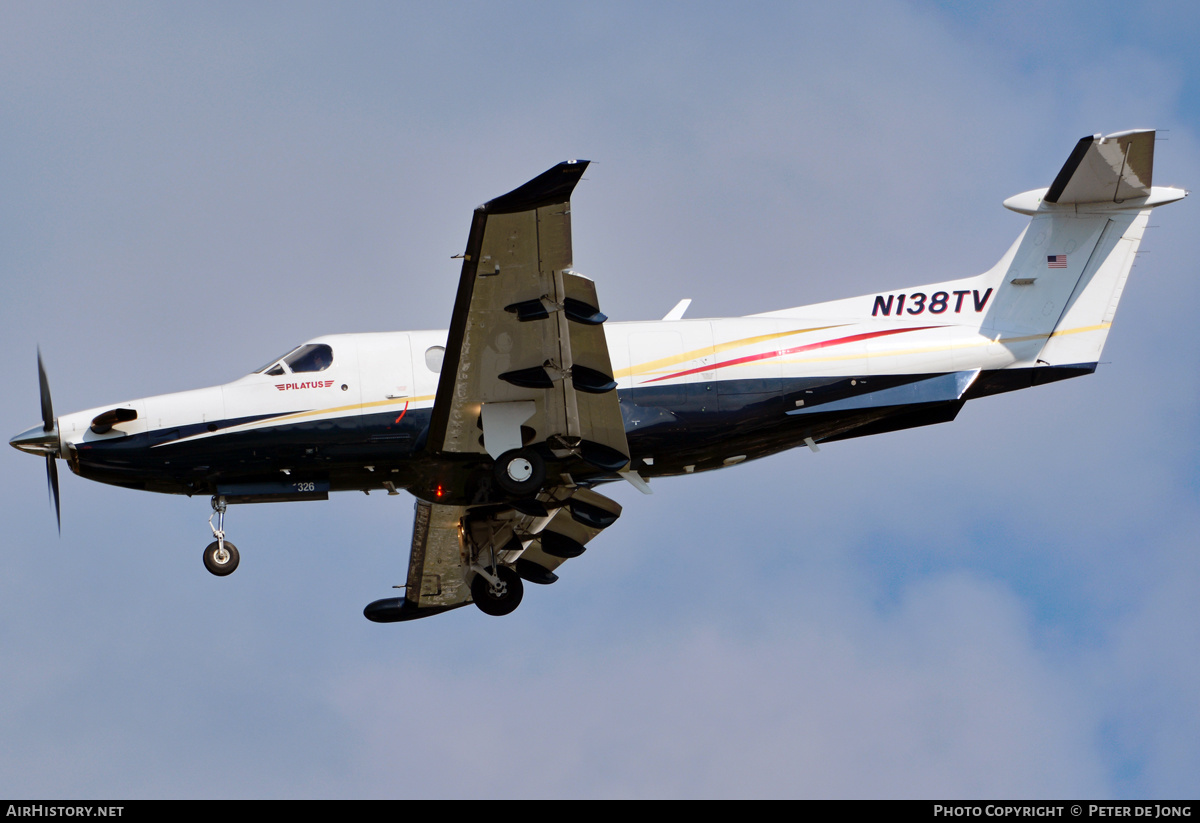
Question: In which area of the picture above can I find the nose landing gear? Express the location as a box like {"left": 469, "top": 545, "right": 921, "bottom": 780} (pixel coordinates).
{"left": 204, "top": 495, "right": 240, "bottom": 576}
{"left": 203, "top": 539, "right": 240, "bottom": 576}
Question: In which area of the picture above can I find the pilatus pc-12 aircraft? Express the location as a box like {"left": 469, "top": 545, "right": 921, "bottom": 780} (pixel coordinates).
{"left": 12, "top": 130, "right": 1186, "bottom": 622}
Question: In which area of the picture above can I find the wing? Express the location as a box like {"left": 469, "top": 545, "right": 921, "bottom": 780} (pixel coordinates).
{"left": 365, "top": 162, "right": 629, "bottom": 623}
{"left": 364, "top": 488, "right": 623, "bottom": 622}
{"left": 428, "top": 160, "right": 629, "bottom": 474}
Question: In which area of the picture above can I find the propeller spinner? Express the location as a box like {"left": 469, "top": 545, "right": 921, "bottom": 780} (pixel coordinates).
{"left": 10, "top": 349, "right": 62, "bottom": 532}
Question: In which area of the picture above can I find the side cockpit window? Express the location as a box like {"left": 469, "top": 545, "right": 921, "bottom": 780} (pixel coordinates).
{"left": 284, "top": 343, "right": 333, "bottom": 373}
{"left": 253, "top": 343, "right": 334, "bottom": 376}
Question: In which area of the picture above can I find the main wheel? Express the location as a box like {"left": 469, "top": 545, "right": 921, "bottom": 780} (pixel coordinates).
{"left": 492, "top": 448, "right": 545, "bottom": 497}
{"left": 471, "top": 565, "right": 524, "bottom": 616}
{"left": 203, "top": 540, "right": 240, "bottom": 576}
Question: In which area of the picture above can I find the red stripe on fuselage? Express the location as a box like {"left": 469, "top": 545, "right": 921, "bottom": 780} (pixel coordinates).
{"left": 643, "top": 326, "right": 939, "bottom": 383}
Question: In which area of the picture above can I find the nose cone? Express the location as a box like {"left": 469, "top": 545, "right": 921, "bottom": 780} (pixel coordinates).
{"left": 10, "top": 424, "right": 58, "bottom": 456}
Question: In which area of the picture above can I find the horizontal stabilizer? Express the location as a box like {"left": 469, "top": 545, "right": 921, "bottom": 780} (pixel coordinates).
{"left": 1045, "top": 130, "right": 1154, "bottom": 205}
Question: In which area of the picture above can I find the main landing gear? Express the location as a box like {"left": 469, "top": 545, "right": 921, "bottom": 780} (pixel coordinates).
{"left": 492, "top": 448, "right": 545, "bottom": 497}
{"left": 204, "top": 495, "right": 240, "bottom": 576}
{"left": 470, "top": 565, "right": 523, "bottom": 616}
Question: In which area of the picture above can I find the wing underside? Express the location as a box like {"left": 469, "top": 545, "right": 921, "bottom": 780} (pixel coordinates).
{"left": 367, "top": 161, "right": 629, "bottom": 622}
{"left": 428, "top": 160, "right": 628, "bottom": 471}
{"left": 365, "top": 486, "right": 623, "bottom": 622}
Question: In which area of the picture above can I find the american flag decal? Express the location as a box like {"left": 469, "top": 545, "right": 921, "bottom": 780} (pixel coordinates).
{"left": 1047, "top": 254, "right": 1067, "bottom": 268}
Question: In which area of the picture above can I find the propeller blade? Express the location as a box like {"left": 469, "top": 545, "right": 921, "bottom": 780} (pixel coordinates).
{"left": 46, "top": 453, "right": 61, "bottom": 534}
{"left": 35, "top": 348, "right": 61, "bottom": 533}
{"left": 38, "top": 348, "right": 54, "bottom": 433}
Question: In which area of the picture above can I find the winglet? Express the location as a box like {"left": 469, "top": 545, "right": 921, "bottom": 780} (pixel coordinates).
{"left": 484, "top": 160, "right": 590, "bottom": 215}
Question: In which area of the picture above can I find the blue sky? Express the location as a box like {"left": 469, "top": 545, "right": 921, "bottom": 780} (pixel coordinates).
{"left": 2, "top": 1, "right": 1197, "bottom": 798}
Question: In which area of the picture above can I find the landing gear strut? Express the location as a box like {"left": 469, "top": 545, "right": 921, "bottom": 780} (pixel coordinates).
{"left": 204, "top": 495, "right": 240, "bottom": 576}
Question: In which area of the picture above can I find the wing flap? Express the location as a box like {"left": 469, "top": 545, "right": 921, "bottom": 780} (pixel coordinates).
{"left": 558, "top": 272, "right": 628, "bottom": 469}
{"left": 510, "top": 487, "right": 623, "bottom": 578}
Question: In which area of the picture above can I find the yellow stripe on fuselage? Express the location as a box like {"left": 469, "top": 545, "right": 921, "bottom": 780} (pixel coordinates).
{"left": 263, "top": 394, "right": 436, "bottom": 426}
{"left": 614, "top": 324, "right": 846, "bottom": 379}
{"left": 155, "top": 394, "right": 438, "bottom": 448}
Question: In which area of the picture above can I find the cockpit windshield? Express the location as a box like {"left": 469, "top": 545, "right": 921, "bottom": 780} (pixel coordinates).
{"left": 253, "top": 343, "right": 334, "bottom": 375}
{"left": 285, "top": 344, "right": 333, "bottom": 372}
{"left": 254, "top": 348, "right": 296, "bottom": 374}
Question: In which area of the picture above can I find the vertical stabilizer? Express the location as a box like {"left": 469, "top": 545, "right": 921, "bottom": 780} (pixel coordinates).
{"left": 748, "top": 130, "right": 1182, "bottom": 380}
{"left": 989, "top": 130, "right": 1184, "bottom": 368}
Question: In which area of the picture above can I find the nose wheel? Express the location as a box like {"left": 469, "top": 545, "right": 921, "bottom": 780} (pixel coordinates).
{"left": 203, "top": 539, "right": 240, "bottom": 576}
{"left": 204, "top": 495, "right": 240, "bottom": 576}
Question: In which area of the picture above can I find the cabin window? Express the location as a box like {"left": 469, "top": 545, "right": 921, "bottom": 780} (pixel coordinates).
{"left": 425, "top": 346, "right": 445, "bottom": 373}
